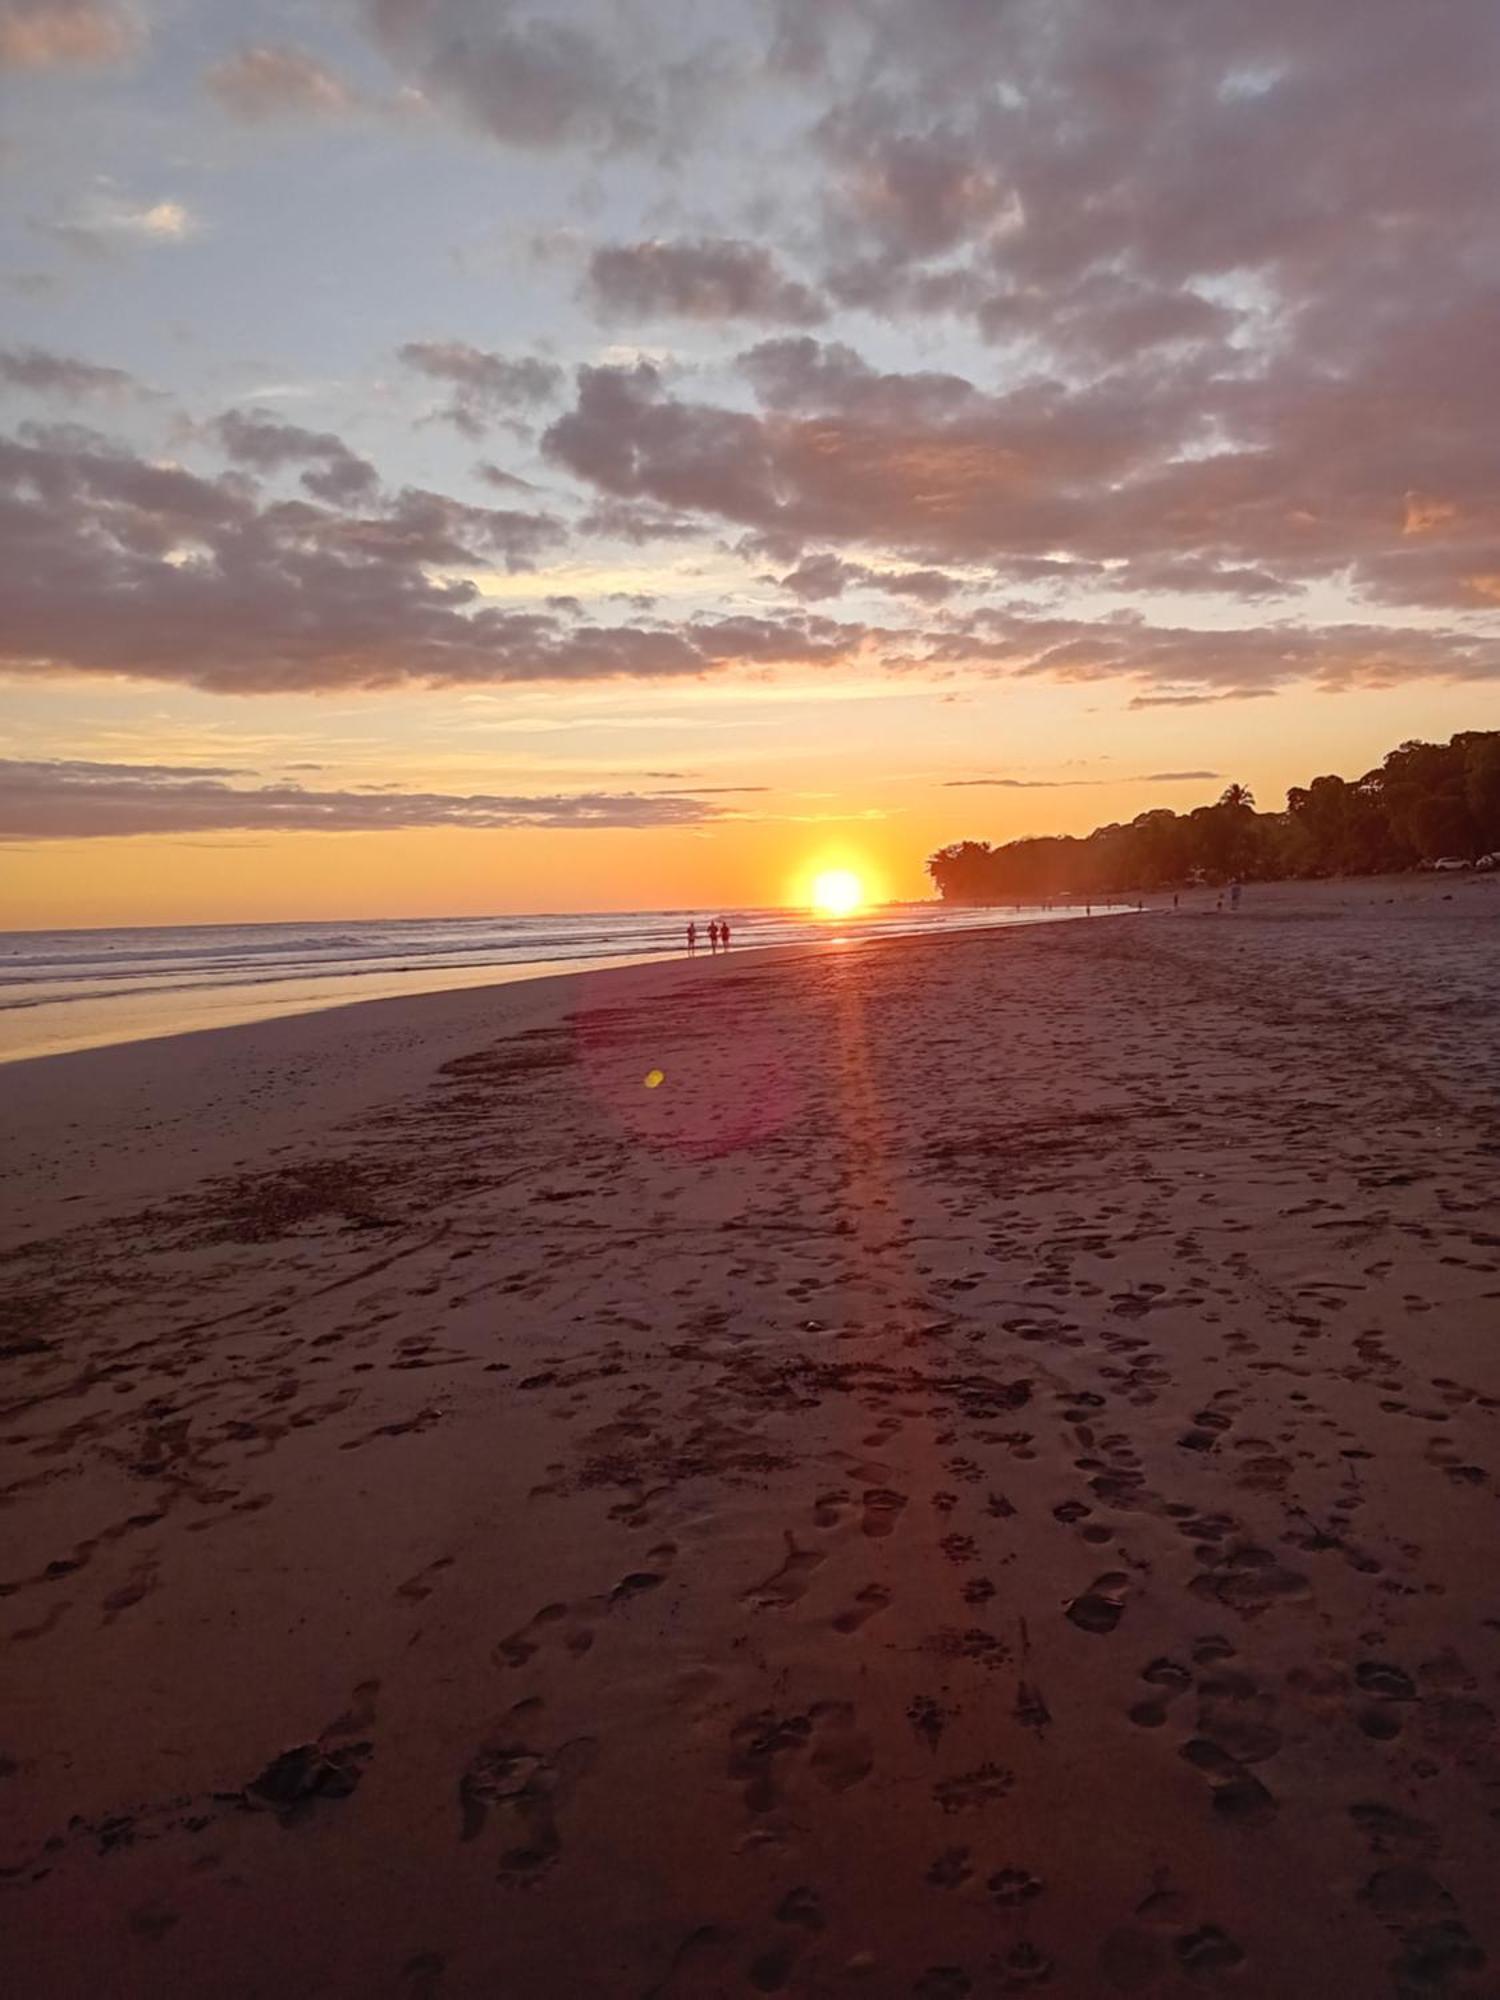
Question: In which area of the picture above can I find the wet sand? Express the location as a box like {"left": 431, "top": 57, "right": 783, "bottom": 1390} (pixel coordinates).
{"left": 4, "top": 880, "right": 1500, "bottom": 1997}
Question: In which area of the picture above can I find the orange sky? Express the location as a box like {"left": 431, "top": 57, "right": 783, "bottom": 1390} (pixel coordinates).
{"left": 7, "top": 676, "right": 1500, "bottom": 929}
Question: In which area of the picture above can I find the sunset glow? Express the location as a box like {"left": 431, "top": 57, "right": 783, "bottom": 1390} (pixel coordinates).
{"left": 811, "top": 869, "right": 866, "bottom": 919}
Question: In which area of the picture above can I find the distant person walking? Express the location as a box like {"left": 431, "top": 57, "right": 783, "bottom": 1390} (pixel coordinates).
{"left": 686, "top": 920, "right": 698, "bottom": 955}
{"left": 719, "top": 919, "right": 732, "bottom": 950}
{"left": 708, "top": 920, "right": 720, "bottom": 953}
{"left": 1230, "top": 881, "right": 1242, "bottom": 910}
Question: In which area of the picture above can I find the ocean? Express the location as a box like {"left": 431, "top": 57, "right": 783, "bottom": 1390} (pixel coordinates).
{"left": 0, "top": 902, "right": 1124, "bottom": 1064}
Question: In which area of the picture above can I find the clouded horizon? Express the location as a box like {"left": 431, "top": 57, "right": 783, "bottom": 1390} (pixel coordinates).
{"left": 4, "top": 0, "right": 1500, "bottom": 924}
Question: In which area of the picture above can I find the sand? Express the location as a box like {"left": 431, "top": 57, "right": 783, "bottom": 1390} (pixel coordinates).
{"left": 4, "top": 878, "right": 1500, "bottom": 1998}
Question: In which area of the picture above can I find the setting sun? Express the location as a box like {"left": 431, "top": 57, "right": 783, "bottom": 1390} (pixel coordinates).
{"left": 810, "top": 868, "right": 866, "bottom": 918}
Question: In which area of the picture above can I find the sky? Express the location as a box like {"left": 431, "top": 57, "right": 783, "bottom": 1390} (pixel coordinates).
{"left": 3, "top": 0, "right": 1500, "bottom": 928}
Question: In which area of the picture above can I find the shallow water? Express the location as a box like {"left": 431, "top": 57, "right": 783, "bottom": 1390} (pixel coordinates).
{"left": 0, "top": 902, "right": 1128, "bottom": 1062}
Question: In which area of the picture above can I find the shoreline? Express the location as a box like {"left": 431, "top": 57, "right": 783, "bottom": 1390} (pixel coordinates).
{"left": 0, "top": 903, "right": 1120, "bottom": 1071}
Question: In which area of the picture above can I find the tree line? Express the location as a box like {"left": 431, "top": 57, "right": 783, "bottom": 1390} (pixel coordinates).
{"left": 927, "top": 730, "right": 1500, "bottom": 901}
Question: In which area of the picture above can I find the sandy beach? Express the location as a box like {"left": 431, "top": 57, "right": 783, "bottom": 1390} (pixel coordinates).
{"left": 5, "top": 879, "right": 1500, "bottom": 1998}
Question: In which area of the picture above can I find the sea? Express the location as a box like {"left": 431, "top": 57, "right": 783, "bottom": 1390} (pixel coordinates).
{"left": 0, "top": 902, "right": 1125, "bottom": 1064}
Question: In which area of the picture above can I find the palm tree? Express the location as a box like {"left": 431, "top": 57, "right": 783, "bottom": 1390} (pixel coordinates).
{"left": 1217, "top": 782, "right": 1256, "bottom": 811}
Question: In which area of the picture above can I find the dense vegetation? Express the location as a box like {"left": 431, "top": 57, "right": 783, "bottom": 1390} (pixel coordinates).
{"left": 927, "top": 731, "right": 1500, "bottom": 901}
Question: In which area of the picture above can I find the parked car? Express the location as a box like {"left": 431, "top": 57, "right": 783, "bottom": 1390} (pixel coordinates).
{"left": 1428, "top": 856, "right": 1471, "bottom": 872}
{"left": 1476, "top": 853, "right": 1500, "bottom": 872}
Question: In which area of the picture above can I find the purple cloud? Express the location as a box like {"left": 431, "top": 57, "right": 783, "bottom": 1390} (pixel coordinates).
{"left": 215, "top": 408, "right": 379, "bottom": 506}
{"left": 364, "top": 0, "right": 643, "bottom": 152}
{"left": 1, "top": 346, "right": 137, "bottom": 400}
{"left": 585, "top": 238, "right": 826, "bottom": 326}
{"left": 398, "top": 341, "right": 564, "bottom": 438}
{"left": 0, "top": 425, "right": 899, "bottom": 692}
{"left": 0, "top": 759, "right": 732, "bottom": 838}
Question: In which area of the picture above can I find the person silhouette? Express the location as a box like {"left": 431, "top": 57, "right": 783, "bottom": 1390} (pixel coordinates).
{"left": 719, "top": 919, "right": 731, "bottom": 950}
{"left": 686, "top": 920, "right": 697, "bottom": 955}
{"left": 708, "top": 920, "right": 719, "bottom": 953}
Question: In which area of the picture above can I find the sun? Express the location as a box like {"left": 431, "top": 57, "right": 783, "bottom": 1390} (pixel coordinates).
{"left": 810, "top": 868, "right": 866, "bottom": 918}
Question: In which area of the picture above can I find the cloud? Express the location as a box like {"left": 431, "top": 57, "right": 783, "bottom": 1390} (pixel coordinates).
{"left": 0, "top": 0, "right": 135, "bottom": 69}
{"left": 816, "top": 105, "right": 1015, "bottom": 261}
{"left": 398, "top": 341, "right": 564, "bottom": 437}
{"left": 215, "top": 407, "right": 380, "bottom": 505}
{"left": 0, "top": 759, "right": 731, "bottom": 839}
{"left": 44, "top": 193, "right": 197, "bottom": 257}
{"left": 576, "top": 498, "right": 704, "bottom": 543}
{"left": 0, "top": 345, "right": 136, "bottom": 400}
{"left": 539, "top": 317, "right": 1500, "bottom": 617}
{"left": 929, "top": 609, "right": 1500, "bottom": 699}
{"left": 1127, "top": 690, "right": 1278, "bottom": 710}
{"left": 776, "top": 552, "right": 861, "bottom": 600}
{"left": 542, "top": 352, "right": 1160, "bottom": 572}
{"left": 362, "top": 0, "right": 648, "bottom": 152}
{"left": 585, "top": 238, "right": 826, "bottom": 326}
{"left": 945, "top": 769, "right": 1222, "bottom": 788}
{"left": 5, "top": 417, "right": 1495, "bottom": 706}
{"left": 205, "top": 44, "right": 355, "bottom": 122}
{"left": 776, "top": 552, "right": 960, "bottom": 603}
{"left": 0, "top": 424, "right": 893, "bottom": 692}
{"left": 299, "top": 0, "right": 1500, "bottom": 630}
{"left": 475, "top": 460, "right": 540, "bottom": 494}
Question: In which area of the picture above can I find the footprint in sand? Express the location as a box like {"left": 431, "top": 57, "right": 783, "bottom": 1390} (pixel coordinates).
{"left": 809, "top": 1701, "right": 874, "bottom": 1791}
{"left": 833, "top": 1583, "right": 892, "bottom": 1634}
{"left": 458, "top": 1732, "right": 598, "bottom": 1881}
{"left": 988, "top": 1867, "right": 1044, "bottom": 1907}
{"left": 907, "top": 1695, "right": 953, "bottom": 1749}
{"left": 1129, "top": 1657, "right": 1192, "bottom": 1728}
{"left": 1195, "top": 1668, "right": 1283, "bottom": 1763}
{"left": 728, "top": 1711, "right": 812, "bottom": 1815}
{"left": 744, "top": 1534, "right": 827, "bottom": 1611}
{"left": 775, "top": 1885, "right": 825, "bottom": 1932}
{"left": 861, "top": 1488, "right": 908, "bottom": 1537}
{"left": 1179, "top": 1739, "right": 1278, "bottom": 1824}
{"left": 1178, "top": 1407, "right": 1234, "bottom": 1453}
{"left": 1350, "top": 1801, "right": 1440, "bottom": 1858}
{"left": 939, "top": 1533, "right": 978, "bottom": 1565}
{"left": 495, "top": 1601, "right": 594, "bottom": 1666}
{"left": 1065, "top": 1571, "right": 1131, "bottom": 1634}
{"left": 727, "top": 1701, "right": 873, "bottom": 1812}
{"left": 1176, "top": 1925, "right": 1246, "bottom": 1976}
{"left": 926, "top": 1847, "right": 974, "bottom": 1889}
{"left": 496, "top": 1546, "right": 677, "bottom": 1665}
{"left": 1189, "top": 1545, "right": 1309, "bottom": 1617}
{"left": 395, "top": 1554, "right": 455, "bottom": 1603}
{"left": 933, "top": 1761, "right": 1015, "bottom": 1814}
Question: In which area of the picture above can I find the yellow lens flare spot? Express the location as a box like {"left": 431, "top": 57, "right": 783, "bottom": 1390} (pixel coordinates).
{"left": 643, "top": 1068, "right": 665, "bottom": 1089}
{"left": 810, "top": 869, "right": 865, "bottom": 918}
